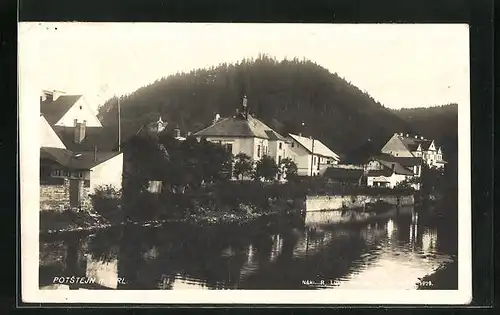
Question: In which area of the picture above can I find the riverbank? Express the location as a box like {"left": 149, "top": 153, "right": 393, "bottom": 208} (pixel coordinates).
{"left": 39, "top": 203, "right": 290, "bottom": 236}
{"left": 416, "top": 257, "right": 458, "bottom": 290}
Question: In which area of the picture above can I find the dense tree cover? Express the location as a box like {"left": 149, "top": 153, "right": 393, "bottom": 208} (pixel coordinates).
{"left": 97, "top": 54, "right": 411, "bottom": 156}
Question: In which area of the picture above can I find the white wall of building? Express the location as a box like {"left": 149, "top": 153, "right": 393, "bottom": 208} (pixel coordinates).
{"left": 40, "top": 116, "right": 66, "bottom": 149}
{"left": 55, "top": 96, "right": 103, "bottom": 127}
{"left": 89, "top": 153, "right": 123, "bottom": 193}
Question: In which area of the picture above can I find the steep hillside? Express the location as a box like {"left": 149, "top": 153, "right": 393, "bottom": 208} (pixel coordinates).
{"left": 98, "top": 54, "right": 412, "bottom": 156}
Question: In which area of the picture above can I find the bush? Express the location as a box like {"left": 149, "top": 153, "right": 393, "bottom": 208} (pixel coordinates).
{"left": 90, "top": 185, "right": 122, "bottom": 222}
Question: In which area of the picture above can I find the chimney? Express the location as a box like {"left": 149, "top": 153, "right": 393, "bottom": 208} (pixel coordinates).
{"left": 242, "top": 95, "right": 248, "bottom": 119}
{"left": 405, "top": 133, "right": 409, "bottom": 137}
{"left": 420, "top": 136, "right": 424, "bottom": 140}
{"left": 42, "top": 90, "right": 53, "bottom": 102}
{"left": 298, "top": 133, "right": 302, "bottom": 137}
{"left": 414, "top": 135, "right": 418, "bottom": 139}
{"left": 213, "top": 113, "right": 221, "bottom": 124}
{"left": 52, "top": 90, "right": 65, "bottom": 101}
{"left": 173, "top": 128, "right": 181, "bottom": 138}
{"left": 74, "top": 121, "right": 86, "bottom": 144}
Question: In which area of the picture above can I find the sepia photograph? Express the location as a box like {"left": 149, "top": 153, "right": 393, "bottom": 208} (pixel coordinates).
{"left": 19, "top": 22, "right": 471, "bottom": 304}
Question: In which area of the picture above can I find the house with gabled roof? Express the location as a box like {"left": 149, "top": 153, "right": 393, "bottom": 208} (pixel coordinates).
{"left": 194, "top": 96, "right": 290, "bottom": 167}
{"left": 381, "top": 133, "right": 446, "bottom": 169}
{"left": 39, "top": 89, "right": 123, "bottom": 211}
{"left": 287, "top": 133, "right": 340, "bottom": 176}
{"left": 365, "top": 153, "right": 421, "bottom": 190}
{"left": 40, "top": 90, "right": 102, "bottom": 127}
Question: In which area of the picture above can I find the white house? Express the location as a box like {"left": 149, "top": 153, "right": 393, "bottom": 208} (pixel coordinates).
{"left": 40, "top": 147, "right": 124, "bottom": 210}
{"left": 381, "top": 133, "right": 446, "bottom": 169}
{"left": 365, "top": 154, "right": 420, "bottom": 190}
{"left": 39, "top": 90, "right": 123, "bottom": 211}
{"left": 287, "top": 133, "right": 340, "bottom": 176}
{"left": 194, "top": 97, "right": 289, "bottom": 167}
{"left": 40, "top": 90, "right": 103, "bottom": 127}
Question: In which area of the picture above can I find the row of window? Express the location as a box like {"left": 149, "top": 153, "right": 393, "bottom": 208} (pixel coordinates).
{"left": 51, "top": 169, "right": 84, "bottom": 178}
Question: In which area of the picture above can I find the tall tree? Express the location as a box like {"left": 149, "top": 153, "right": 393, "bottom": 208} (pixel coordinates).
{"left": 255, "top": 155, "right": 279, "bottom": 182}
{"left": 233, "top": 153, "right": 253, "bottom": 180}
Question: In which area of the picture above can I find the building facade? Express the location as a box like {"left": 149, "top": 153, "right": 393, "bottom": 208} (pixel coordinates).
{"left": 365, "top": 154, "right": 420, "bottom": 190}
{"left": 381, "top": 133, "right": 446, "bottom": 169}
{"left": 40, "top": 89, "right": 123, "bottom": 211}
{"left": 194, "top": 97, "right": 289, "bottom": 169}
{"left": 287, "top": 133, "right": 340, "bottom": 176}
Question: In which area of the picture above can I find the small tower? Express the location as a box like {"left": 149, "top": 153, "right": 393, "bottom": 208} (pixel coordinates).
{"left": 156, "top": 117, "right": 166, "bottom": 133}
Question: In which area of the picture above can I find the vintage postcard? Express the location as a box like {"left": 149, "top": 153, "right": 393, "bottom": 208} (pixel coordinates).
{"left": 19, "top": 22, "right": 471, "bottom": 304}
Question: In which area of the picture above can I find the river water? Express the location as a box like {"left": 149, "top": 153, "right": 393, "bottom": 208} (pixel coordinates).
{"left": 39, "top": 204, "right": 457, "bottom": 290}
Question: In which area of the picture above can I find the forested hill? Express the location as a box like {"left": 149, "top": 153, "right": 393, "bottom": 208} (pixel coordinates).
{"left": 97, "top": 55, "right": 413, "bottom": 156}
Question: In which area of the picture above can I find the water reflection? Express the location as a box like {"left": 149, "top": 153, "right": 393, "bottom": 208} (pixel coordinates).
{"left": 40, "top": 205, "right": 457, "bottom": 290}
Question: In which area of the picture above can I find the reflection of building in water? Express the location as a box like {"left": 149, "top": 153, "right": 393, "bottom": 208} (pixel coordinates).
{"left": 169, "top": 274, "right": 208, "bottom": 290}
{"left": 409, "top": 211, "right": 419, "bottom": 247}
{"left": 85, "top": 252, "right": 119, "bottom": 289}
{"left": 359, "top": 223, "right": 386, "bottom": 245}
{"left": 269, "top": 234, "right": 283, "bottom": 262}
{"left": 143, "top": 246, "right": 159, "bottom": 261}
{"left": 386, "top": 219, "right": 396, "bottom": 239}
{"left": 39, "top": 241, "right": 67, "bottom": 268}
{"left": 421, "top": 227, "right": 438, "bottom": 254}
{"left": 238, "top": 243, "right": 259, "bottom": 281}
{"left": 304, "top": 211, "right": 343, "bottom": 228}
{"left": 292, "top": 229, "right": 334, "bottom": 258}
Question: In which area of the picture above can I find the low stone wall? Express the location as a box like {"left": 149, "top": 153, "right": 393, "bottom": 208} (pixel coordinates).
{"left": 305, "top": 194, "right": 414, "bottom": 212}
{"left": 40, "top": 182, "right": 70, "bottom": 212}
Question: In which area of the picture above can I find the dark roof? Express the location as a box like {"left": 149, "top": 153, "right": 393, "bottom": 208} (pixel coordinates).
{"left": 194, "top": 114, "right": 287, "bottom": 140}
{"left": 366, "top": 168, "right": 393, "bottom": 177}
{"left": 264, "top": 130, "right": 288, "bottom": 141}
{"left": 40, "top": 95, "right": 82, "bottom": 125}
{"left": 41, "top": 147, "right": 121, "bottom": 170}
{"left": 372, "top": 153, "right": 422, "bottom": 167}
{"left": 53, "top": 126, "right": 118, "bottom": 152}
{"left": 323, "top": 167, "right": 363, "bottom": 182}
{"left": 399, "top": 135, "right": 433, "bottom": 151}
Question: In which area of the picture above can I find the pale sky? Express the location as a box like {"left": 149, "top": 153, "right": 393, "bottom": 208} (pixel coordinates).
{"left": 18, "top": 23, "right": 470, "bottom": 110}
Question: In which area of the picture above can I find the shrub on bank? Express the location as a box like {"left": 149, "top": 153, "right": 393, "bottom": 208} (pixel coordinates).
{"left": 89, "top": 185, "right": 123, "bottom": 223}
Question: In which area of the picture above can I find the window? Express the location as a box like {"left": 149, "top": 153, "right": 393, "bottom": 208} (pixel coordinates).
{"left": 51, "top": 169, "right": 62, "bottom": 177}
{"left": 79, "top": 105, "right": 82, "bottom": 110}
{"left": 257, "top": 145, "right": 261, "bottom": 158}
{"left": 226, "top": 143, "right": 233, "bottom": 153}
{"left": 313, "top": 156, "right": 317, "bottom": 165}
{"left": 279, "top": 142, "right": 282, "bottom": 150}
{"left": 278, "top": 156, "right": 282, "bottom": 165}
{"left": 291, "top": 142, "right": 294, "bottom": 148}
